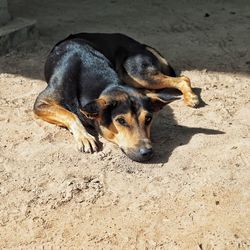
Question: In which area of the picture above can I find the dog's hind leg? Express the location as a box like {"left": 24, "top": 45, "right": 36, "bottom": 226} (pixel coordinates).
{"left": 144, "top": 73, "right": 199, "bottom": 108}
{"left": 121, "top": 47, "right": 199, "bottom": 107}
{"left": 33, "top": 88, "right": 98, "bottom": 153}
{"left": 124, "top": 72, "right": 199, "bottom": 107}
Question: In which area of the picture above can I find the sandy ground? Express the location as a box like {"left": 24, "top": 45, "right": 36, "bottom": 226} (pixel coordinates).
{"left": 0, "top": 0, "right": 250, "bottom": 249}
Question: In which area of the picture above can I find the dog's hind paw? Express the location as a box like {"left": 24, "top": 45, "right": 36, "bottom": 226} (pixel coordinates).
{"left": 184, "top": 93, "right": 199, "bottom": 108}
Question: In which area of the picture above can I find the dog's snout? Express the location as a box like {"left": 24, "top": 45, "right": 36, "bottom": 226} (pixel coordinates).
{"left": 122, "top": 146, "right": 153, "bottom": 162}
{"left": 139, "top": 147, "right": 153, "bottom": 158}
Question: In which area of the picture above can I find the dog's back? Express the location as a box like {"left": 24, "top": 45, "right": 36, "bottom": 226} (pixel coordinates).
{"left": 52, "top": 33, "right": 142, "bottom": 64}
{"left": 44, "top": 38, "right": 122, "bottom": 106}
{"left": 49, "top": 33, "right": 176, "bottom": 78}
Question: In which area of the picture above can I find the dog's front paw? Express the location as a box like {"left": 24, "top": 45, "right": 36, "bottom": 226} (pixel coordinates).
{"left": 184, "top": 93, "right": 199, "bottom": 108}
{"left": 76, "top": 132, "right": 98, "bottom": 153}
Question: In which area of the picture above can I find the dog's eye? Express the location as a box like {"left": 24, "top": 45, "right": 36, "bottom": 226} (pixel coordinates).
{"left": 116, "top": 117, "right": 127, "bottom": 126}
{"left": 145, "top": 115, "right": 152, "bottom": 125}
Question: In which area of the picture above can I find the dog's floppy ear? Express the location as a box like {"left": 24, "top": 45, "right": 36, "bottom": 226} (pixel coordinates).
{"left": 80, "top": 98, "right": 107, "bottom": 119}
{"left": 146, "top": 92, "right": 180, "bottom": 112}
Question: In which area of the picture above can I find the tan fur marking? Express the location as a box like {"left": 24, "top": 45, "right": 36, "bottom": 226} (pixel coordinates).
{"left": 125, "top": 73, "right": 198, "bottom": 107}
{"left": 100, "top": 123, "right": 117, "bottom": 142}
{"left": 138, "top": 109, "right": 152, "bottom": 138}
{"left": 34, "top": 99, "right": 77, "bottom": 128}
{"left": 34, "top": 99, "right": 98, "bottom": 152}
{"left": 115, "top": 112, "right": 141, "bottom": 148}
{"left": 151, "top": 74, "right": 199, "bottom": 106}
{"left": 121, "top": 73, "right": 145, "bottom": 88}
{"left": 146, "top": 46, "right": 168, "bottom": 65}
{"left": 125, "top": 71, "right": 190, "bottom": 90}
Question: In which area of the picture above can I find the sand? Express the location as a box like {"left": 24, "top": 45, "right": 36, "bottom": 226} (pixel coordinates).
{"left": 0, "top": 0, "right": 250, "bottom": 249}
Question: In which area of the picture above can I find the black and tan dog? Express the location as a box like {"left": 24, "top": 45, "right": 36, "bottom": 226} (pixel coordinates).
{"left": 34, "top": 33, "right": 199, "bottom": 162}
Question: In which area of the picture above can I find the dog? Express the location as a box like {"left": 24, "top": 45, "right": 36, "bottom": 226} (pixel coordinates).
{"left": 34, "top": 33, "right": 199, "bottom": 162}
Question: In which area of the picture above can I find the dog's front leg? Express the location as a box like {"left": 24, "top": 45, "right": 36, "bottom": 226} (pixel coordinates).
{"left": 69, "top": 118, "right": 98, "bottom": 153}
{"left": 34, "top": 98, "right": 98, "bottom": 153}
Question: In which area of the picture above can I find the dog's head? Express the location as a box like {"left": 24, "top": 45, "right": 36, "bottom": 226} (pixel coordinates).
{"left": 80, "top": 86, "right": 179, "bottom": 162}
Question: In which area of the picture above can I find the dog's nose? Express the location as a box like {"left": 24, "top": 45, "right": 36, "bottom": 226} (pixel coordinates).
{"left": 139, "top": 147, "right": 153, "bottom": 158}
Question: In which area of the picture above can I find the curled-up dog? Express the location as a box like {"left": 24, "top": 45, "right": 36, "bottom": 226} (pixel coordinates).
{"left": 34, "top": 33, "right": 199, "bottom": 162}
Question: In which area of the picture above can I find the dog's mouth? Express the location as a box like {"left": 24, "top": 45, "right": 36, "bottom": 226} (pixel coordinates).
{"left": 121, "top": 147, "right": 154, "bottom": 162}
